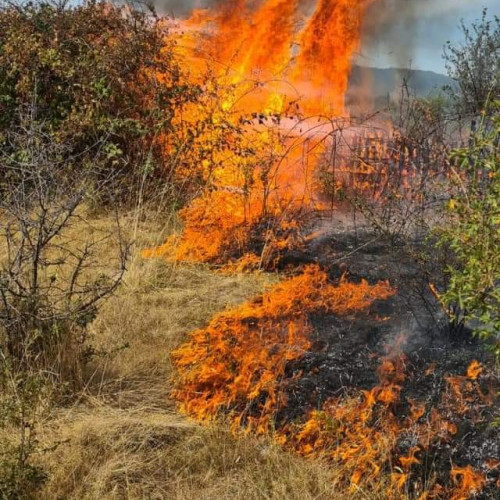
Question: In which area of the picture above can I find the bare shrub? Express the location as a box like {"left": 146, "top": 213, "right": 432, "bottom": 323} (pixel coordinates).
{"left": 0, "top": 107, "right": 129, "bottom": 497}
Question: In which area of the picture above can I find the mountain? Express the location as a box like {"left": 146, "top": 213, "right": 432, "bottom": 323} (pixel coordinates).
{"left": 347, "top": 65, "right": 454, "bottom": 108}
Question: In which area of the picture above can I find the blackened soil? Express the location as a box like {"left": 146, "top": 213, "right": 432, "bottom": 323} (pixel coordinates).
{"left": 276, "top": 217, "right": 499, "bottom": 498}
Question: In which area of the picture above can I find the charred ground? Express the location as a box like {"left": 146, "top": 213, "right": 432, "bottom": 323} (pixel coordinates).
{"left": 275, "top": 213, "right": 500, "bottom": 498}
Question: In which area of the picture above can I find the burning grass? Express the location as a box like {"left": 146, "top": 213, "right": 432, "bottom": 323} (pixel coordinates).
{"left": 1, "top": 211, "right": 496, "bottom": 500}
{"left": 2, "top": 2, "right": 498, "bottom": 499}
{"left": 282, "top": 352, "right": 498, "bottom": 499}
{"left": 142, "top": 190, "right": 307, "bottom": 270}
{"left": 174, "top": 298, "right": 499, "bottom": 499}
{"left": 172, "top": 265, "right": 394, "bottom": 429}
{"left": 171, "top": 257, "right": 499, "bottom": 499}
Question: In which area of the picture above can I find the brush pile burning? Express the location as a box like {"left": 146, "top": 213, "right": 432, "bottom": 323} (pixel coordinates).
{"left": 144, "top": 1, "right": 499, "bottom": 498}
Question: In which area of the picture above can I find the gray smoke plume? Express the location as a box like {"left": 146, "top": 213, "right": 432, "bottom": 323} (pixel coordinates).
{"left": 153, "top": 1, "right": 229, "bottom": 17}
{"left": 360, "top": 0, "right": 418, "bottom": 69}
{"left": 155, "top": 0, "right": 311, "bottom": 17}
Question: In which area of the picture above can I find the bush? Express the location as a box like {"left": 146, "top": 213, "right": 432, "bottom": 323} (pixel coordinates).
{"left": 444, "top": 9, "right": 500, "bottom": 120}
{"left": 0, "top": 107, "right": 130, "bottom": 498}
{"left": 437, "top": 104, "right": 500, "bottom": 360}
{"left": 0, "top": 0, "right": 201, "bottom": 204}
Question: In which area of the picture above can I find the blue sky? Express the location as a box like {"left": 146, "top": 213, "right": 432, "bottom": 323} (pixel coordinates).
{"left": 359, "top": 0, "right": 499, "bottom": 73}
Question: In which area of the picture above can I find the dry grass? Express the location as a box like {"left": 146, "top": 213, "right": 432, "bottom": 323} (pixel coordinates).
{"left": 39, "top": 408, "right": 344, "bottom": 500}
{"left": 17, "top": 209, "right": 348, "bottom": 500}
{"left": 77, "top": 211, "right": 273, "bottom": 410}
{"left": 0, "top": 209, "right": 389, "bottom": 499}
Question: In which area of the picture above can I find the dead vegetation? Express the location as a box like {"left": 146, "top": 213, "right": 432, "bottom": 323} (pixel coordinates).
{"left": 37, "top": 409, "right": 342, "bottom": 500}
{"left": 0, "top": 2, "right": 498, "bottom": 499}
{"left": 0, "top": 210, "right": 363, "bottom": 500}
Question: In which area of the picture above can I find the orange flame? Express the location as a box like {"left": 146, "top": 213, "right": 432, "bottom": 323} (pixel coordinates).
{"left": 172, "top": 265, "right": 394, "bottom": 429}
{"left": 145, "top": 7, "right": 497, "bottom": 495}
{"left": 466, "top": 360, "right": 483, "bottom": 380}
{"left": 278, "top": 352, "right": 495, "bottom": 497}
{"left": 295, "top": 0, "right": 375, "bottom": 115}
{"left": 145, "top": 1, "right": 406, "bottom": 270}
{"left": 182, "top": 0, "right": 374, "bottom": 116}
{"left": 450, "top": 465, "right": 486, "bottom": 500}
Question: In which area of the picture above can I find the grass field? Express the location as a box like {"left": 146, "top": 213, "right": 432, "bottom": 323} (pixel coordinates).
{"left": 0, "top": 210, "right": 368, "bottom": 500}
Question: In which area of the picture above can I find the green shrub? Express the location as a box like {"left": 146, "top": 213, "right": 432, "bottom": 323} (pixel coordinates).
{"left": 0, "top": 0, "right": 198, "bottom": 203}
{"left": 438, "top": 104, "right": 500, "bottom": 360}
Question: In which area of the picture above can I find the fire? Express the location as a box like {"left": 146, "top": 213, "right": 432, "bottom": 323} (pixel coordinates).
{"left": 146, "top": 1, "right": 383, "bottom": 268}
{"left": 142, "top": 189, "right": 307, "bottom": 269}
{"left": 260, "top": 319, "right": 500, "bottom": 496}
{"left": 278, "top": 350, "right": 495, "bottom": 498}
{"left": 466, "top": 360, "right": 483, "bottom": 380}
{"left": 283, "top": 347, "right": 409, "bottom": 492}
{"left": 450, "top": 466, "right": 486, "bottom": 500}
{"left": 172, "top": 265, "right": 394, "bottom": 430}
{"left": 145, "top": 1, "right": 447, "bottom": 271}
{"left": 294, "top": 0, "right": 375, "bottom": 115}
{"left": 181, "top": 0, "right": 374, "bottom": 117}
{"left": 144, "top": 3, "right": 499, "bottom": 497}
{"left": 145, "top": 1, "right": 454, "bottom": 271}
{"left": 173, "top": 271, "right": 492, "bottom": 496}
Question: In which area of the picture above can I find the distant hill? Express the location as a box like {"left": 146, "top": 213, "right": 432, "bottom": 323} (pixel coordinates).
{"left": 347, "top": 65, "right": 454, "bottom": 108}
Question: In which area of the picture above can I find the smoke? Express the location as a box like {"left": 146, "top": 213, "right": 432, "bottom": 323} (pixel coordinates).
{"left": 360, "top": 1, "right": 417, "bottom": 69}
{"left": 359, "top": 0, "right": 486, "bottom": 70}
{"left": 155, "top": 0, "right": 314, "bottom": 17}
{"left": 153, "top": 1, "right": 214, "bottom": 16}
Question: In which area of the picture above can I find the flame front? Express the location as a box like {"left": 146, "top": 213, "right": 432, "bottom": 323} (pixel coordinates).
{"left": 172, "top": 266, "right": 394, "bottom": 428}
{"left": 145, "top": 1, "right": 382, "bottom": 269}
{"left": 143, "top": 4, "right": 499, "bottom": 497}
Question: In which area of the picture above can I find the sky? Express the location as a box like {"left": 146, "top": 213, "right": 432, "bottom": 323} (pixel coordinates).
{"left": 359, "top": 0, "right": 500, "bottom": 73}
{"left": 160, "top": 0, "right": 499, "bottom": 74}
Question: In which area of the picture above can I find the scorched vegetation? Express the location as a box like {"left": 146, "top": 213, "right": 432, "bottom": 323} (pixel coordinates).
{"left": 0, "top": 1, "right": 498, "bottom": 499}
